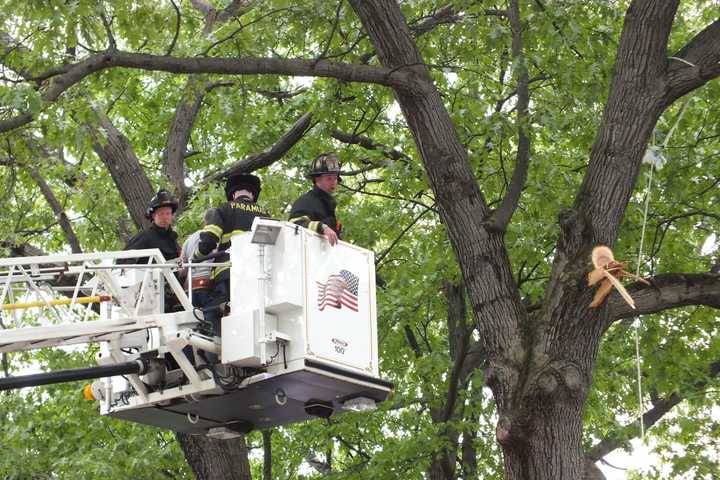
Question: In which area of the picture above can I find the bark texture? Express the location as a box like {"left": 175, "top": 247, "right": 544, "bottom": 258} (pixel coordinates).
{"left": 349, "top": 1, "right": 720, "bottom": 478}
{"left": 175, "top": 433, "right": 251, "bottom": 480}
{"left": 161, "top": 74, "right": 207, "bottom": 211}
{"left": 89, "top": 109, "right": 154, "bottom": 230}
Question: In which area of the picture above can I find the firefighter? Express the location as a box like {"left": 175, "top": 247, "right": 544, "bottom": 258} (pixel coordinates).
{"left": 289, "top": 152, "right": 342, "bottom": 246}
{"left": 194, "top": 173, "right": 270, "bottom": 336}
{"left": 117, "top": 189, "right": 180, "bottom": 265}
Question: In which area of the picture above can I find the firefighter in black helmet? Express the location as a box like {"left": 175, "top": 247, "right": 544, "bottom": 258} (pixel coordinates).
{"left": 194, "top": 173, "right": 270, "bottom": 336}
{"left": 117, "top": 189, "right": 180, "bottom": 265}
{"left": 289, "top": 152, "right": 342, "bottom": 246}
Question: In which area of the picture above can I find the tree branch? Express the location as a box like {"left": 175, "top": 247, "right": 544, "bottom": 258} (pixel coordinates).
{"left": 205, "top": 111, "right": 313, "bottom": 181}
{"left": 0, "top": 50, "right": 424, "bottom": 134}
{"left": 165, "top": 0, "right": 181, "bottom": 56}
{"left": 26, "top": 165, "right": 82, "bottom": 254}
{"left": 664, "top": 19, "right": 720, "bottom": 106}
{"left": 331, "top": 129, "right": 412, "bottom": 163}
{"left": 262, "top": 430, "right": 272, "bottom": 480}
{"left": 161, "top": 75, "right": 207, "bottom": 210}
{"left": 487, "top": 0, "right": 530, "bottom": 232}
{"left": 162, "top": 2, "right": 254, "bottom": 211}
{"left": 569, "top": 1, "right": 680, "bottom": 250}
{"left": 608, "top": 272, "right": 720, "bottom": 321}
{"left": 375, "top": 206, "right": 433, "bottom": 267}
{"left": 409, "top": 5, "right": 464, "bottom": 37}
{"left": 316, "top": 1, "right": 344, "bottom": 61}
{"left": 0, "top": 30, "right": 34, "bottom": 80}
{"left": 88, "top": 108, "right": 154, "bottom": 229}
{"left": 441, "top": 281, "right": 470, "bottom": 422}
{"left": 99, "top": 10, "right": 117, "bottom": 50}
{"left": 349, "top": 1, "right": 526, "bottom": 382}
{"left": 587, "top": 360, "right": 720, "bottom": 461}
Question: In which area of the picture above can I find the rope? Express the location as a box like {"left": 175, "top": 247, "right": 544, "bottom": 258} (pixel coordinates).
{"left": 633, "top": 160, "right": 653, "bottom": 440}
{"left": 632, "top": 98, "right": 691, "bottom": 441}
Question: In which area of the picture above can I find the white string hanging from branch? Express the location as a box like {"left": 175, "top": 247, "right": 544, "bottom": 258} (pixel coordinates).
{"left": 633, "top": 97, "right": 691, "bottom": 441}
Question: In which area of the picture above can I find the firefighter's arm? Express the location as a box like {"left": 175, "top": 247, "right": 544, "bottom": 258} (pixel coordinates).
{"left": 289, "top": 196, "right": 324, "bottom": 234}
{"left": 116, "top": 232, "right": 146, "bottom": 264}
{"left": 289, "top": 214, "right": 324, "bottom": 234}
{"left": 195, "top": 225, "right": 221, "bottom": 258}
{"left": 194, "top": 209, "right": 223, "bottom": 259}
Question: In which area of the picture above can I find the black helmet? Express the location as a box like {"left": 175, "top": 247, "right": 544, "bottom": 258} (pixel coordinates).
{"left": 146, "top": 189, "right": 178, "bottom": 219}
{"left": 225, "top": 173, "right": 261, "bottom": 201}
{"left": 307, "top": 152, "right": 342, "bottom": 181}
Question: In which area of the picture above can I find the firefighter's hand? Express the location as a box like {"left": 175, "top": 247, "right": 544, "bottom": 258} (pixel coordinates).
{"left": 322, "top": 224, "right": 338, "bottom": 246}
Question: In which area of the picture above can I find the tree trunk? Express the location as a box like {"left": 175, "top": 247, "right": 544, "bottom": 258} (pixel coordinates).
{"left": 175, "top": 433, "right": 251, "bottom": 480}
{"left": 349, "top": 1, "right": 582, "bottom": 478}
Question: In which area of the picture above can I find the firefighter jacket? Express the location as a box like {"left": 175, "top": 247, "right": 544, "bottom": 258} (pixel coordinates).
{"left": 195, "top": 196, "right": 270, "bottom": 282}
{"left": 117, "top": 224, "right": 180, "bottom": 264}
{"left": 288, "top": 186, "right": 341, "bottom": 236}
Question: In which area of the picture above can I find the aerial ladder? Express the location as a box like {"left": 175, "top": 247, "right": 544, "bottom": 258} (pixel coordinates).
{"left": 0, "top": 218, "right": 392, "bottom": 439}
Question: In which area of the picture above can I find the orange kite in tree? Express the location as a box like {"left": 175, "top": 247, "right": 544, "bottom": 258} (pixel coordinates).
{"left": 587, "top": 246, "right": 650, "bottom": 309}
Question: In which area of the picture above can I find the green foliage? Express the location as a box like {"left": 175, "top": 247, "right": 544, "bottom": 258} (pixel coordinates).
{"left": 0, "top": 348, "right": 190, "bottom": 479}
{"left": 0, "top": 0, "right": 718, "bottom": 478}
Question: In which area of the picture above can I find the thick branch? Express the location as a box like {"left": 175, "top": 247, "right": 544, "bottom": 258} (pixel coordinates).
{"left": 161, "top": 75, "right": 207, "bottom": 210}
{"left": 664, "top": 19, "right": 720, "bottom": 106}
{"left": 205, "top": 111, "right": 313, "bottom": 181}
{"left": 544, "top": 2, "right": 683, "bottom": 350}
{"left": 162, "top": 4, "right": 253, "bottom": 211}
{"left": 0, "top": 50, "right": 423, "bottom": 134}
{"left": 89, "top": 109, "right": 154, "bottom": 229}
{"left": 487, "top": 0, "right": 530, "bottom": 232}
{"left": 572, "top": 0, "right": 680, "bottom": 247}
{"left": 608, "top": 272, "right": 720, "bottom": 321}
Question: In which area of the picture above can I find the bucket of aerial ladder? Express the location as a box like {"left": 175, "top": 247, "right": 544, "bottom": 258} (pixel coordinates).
{"left": 104, "top": 218, "right": 392, "bottom": 438}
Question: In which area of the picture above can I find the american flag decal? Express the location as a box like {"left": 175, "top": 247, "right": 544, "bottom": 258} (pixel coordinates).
{"left": 317, "top": 269, "right": 359, "bottom": 312}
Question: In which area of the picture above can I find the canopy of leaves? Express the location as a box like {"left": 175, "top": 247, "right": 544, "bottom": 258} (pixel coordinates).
{"left": 0, "top": 1, "right": 718, "bottom": 478}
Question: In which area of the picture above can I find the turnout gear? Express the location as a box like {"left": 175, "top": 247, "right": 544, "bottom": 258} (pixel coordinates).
{"left": 288, "top": 185, "right": 341, "bottom": 236}
{"left": 195, "top": 194, "right": 270, "bottom": 336}
{"left": 195, "top": 195, "right": 270, "bottom": 283}
{"left": 116, "top": 224, "right": 180, "bottom": 265}
{"left": 146, "top": 190, "right": 178, "bottom": 219}
{"left": 307, "top": 152, "right": 342, "bottom": 180}
{"left": 224, "top": 173, "right": 262, "bottom": 202}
